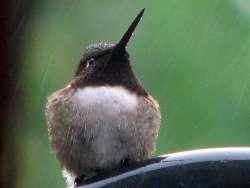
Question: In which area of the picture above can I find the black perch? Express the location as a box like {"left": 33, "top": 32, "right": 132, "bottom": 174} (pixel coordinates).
{"left": 77, "top": 147, "right": 250, "bottom": 188}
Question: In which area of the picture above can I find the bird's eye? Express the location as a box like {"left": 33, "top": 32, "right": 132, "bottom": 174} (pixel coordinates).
{"left": 88, "top": 57, "right": 96, "bottom": 65}
{"left": 85, "top": 57, "right": 96, "bottom": 68}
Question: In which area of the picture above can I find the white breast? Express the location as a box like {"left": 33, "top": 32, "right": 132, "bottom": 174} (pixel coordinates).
{"left": 72, "top": 86, "right": 138, "bottom": 115}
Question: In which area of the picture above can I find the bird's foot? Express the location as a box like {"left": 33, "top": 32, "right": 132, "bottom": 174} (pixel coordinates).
{"left": 74, "top": 175, "right": 85, "bottom": 187}
{"left": 120, "top": 157, "right": 136, "bottom": 167}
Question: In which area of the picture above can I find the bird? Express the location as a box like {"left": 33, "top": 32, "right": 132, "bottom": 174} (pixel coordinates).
{"left": 45, "top": 8, "right": 161, "bottom": 186}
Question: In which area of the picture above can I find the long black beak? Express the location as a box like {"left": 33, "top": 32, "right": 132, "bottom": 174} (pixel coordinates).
{"left": 104, "top": 8, "right": 145, "bottom": 68}
{"left": 111, "top": 8, "right": 145, "bottom": 57}
{"left": 117, "top": 8, "right": 145, "bottom": 49}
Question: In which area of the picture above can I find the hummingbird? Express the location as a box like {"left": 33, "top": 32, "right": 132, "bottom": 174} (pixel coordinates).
{"left": 45, "top": 9, "right": 161, "bottom": 186}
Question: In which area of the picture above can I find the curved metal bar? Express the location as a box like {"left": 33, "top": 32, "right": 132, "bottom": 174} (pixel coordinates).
{"left": 78, "top": 147, "right": 250, "bottom": 188}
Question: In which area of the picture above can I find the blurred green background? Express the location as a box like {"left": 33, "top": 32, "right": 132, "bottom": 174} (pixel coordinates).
{"left": 15, "top": 0, "right": 250, "bottom": 187}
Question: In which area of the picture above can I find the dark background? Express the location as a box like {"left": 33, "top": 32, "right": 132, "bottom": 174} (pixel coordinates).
{"left": 2, "top": 0, "right": 250, "bottom": 188}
